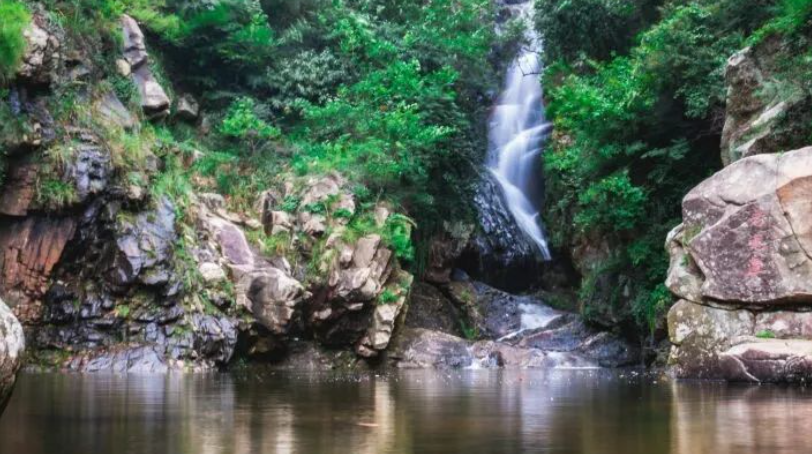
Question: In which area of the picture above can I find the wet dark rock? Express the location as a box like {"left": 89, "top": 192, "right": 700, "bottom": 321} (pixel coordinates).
{"left": 404, "top": 283, "right": 463, "bottom": 336}
{"left": 176, "top": 94, "right": 200, "bottom": 122}
{"left": 388, "top": 328, "right": 473, "bottom": 369}
{"left": 575, "top": 332, "right": 640, "bottom": 368}
{"left": 69, "top": 346, "right": 170, "bottom": 373}
{"left": 106, "top": 198, "right": 177, "bottom": 289}
{"left": 474, "top": 281, "right": 560, "bottom": 339}
{"left": 470, "top": 279, "right": 640, "bottom": 366}
{"left": 190, "top": 314, "right": 238, "bottom": 365}
{"left": 460, "top": 173, "right": 545, "bottom": 292}
{"left": 70, "top": 144, "right": 111, "bottom": 202}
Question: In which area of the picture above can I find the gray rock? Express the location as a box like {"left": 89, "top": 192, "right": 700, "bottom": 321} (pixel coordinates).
{"left": 244, "top": 268, "right": 305, "bottom": 335}
{"left": 107, "top": 197, "right": 177, "bottom": 288}
{"left": 667, "top": 299, "right": 755, "bottom": 379}
{"left": 718, "top": 339, "right": 812, "bottom": 383}
{"left": 0, "top": 299, "right": 25, "bottom": 416}
{"left": 388, "top": 328, "right": 599, "bottom": 369}
{"left": 70, "top": 144, "right": 111, "bottom": 202}
{"left": 388, "top": 328, "right": 473, "bottom": 368}
{"left": 720, "top": 40, "right": 810, "bottom": 165}
{"left": 176, "top": 94, "right": 200, "bottom": 121}
{"left": 404, "top": 282, "right": 463, "bottom": 336}
{"left": 95, "top": 91, "right": 136, "bottom": 129}
{"left": 75, "top": 346, "right": 169, "bottom": 373}
{"left": 120, "top": 15, "right": 170, "bottom": 118}
{"left": 190, "top": 314, "right": 238, "bottom": 365}
{"left": 462, "top": 172, "right": 544, "bottom": 291}
{"left": 17, "top": 15, "right": 60, "bottom": 85}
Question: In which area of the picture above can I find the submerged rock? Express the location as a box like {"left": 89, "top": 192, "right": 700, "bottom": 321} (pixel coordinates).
{"left": 1, "top": 298, "right": 25, "bottom": 415}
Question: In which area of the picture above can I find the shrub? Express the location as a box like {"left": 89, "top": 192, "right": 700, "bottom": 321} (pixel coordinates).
{"left": 539, "top": 0, "right": 781, "bottom": 336}
{"left": 535, "top": 0, "right": 662, "bottom": 63}
{"left": 221, "top": 97, "right": 280, "bottom": 154}
{"left": 0, "top": 0, "right": 30, "bottom": 82}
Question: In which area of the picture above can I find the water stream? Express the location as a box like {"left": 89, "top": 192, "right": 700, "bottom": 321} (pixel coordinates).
{"left": 488, "top": 2, "right": 552, "bottom": 260}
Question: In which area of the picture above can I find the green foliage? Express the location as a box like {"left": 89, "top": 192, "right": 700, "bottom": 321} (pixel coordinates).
{"left": 0, "top": 0, "right": 30, "bottom": 82}
{"left": 459, "top": 319, "right": 480, "bottom": 340}
{"left": 36, "top": 178, "right": 78, "bottom": 209}
{"left": 377, "top": 288, "right": 399, "bottom": 305}
{"left": 220, "top": 97, "right": 280, "bottom": 153}
{"left": 751, "top": 0, "right": 812, "bottom": 40}
{"left": 383, "top": 213, "right": 416, "bottom": 261}
{"left": 115, "top": 304, "right": 131, "bottom": 318}
{"left": 756, "top": 329, "right": 777, "bottom": 339}
{"left": 280, "top": 196, "right": 300, "bottom": 213}
{"left": 540, "top": 0, "right": 781, "bottom": 335}
{"left": 535, "top": 0, "right": 661, "bottom": 63}
{"left": 574, "top": 171, "right": 647, "bottom": 232}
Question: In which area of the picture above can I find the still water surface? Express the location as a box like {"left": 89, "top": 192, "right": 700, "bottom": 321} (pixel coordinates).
{"left": 1, "top": 370, "right": 811, "bottom": 454}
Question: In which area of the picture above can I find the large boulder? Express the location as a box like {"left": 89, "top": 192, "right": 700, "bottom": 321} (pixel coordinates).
{"left": 718, "top": 339, "right": 812, "bottom": 383}
{"left": 675, "top": 147, "right": 812, "bottom": 304}
{"left": 666, "top": 147, "right": 812, "bottom": 380}
{"left": 1, "top": 299, "right": 25, "bottom": 416}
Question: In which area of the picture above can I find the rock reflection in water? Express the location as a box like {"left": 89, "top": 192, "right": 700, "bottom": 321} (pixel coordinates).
{"left": 670, "top": 382, "right": 812, "bottom": 454}
{"left": 2, "top": 371, "right": 812, "bottom": 454}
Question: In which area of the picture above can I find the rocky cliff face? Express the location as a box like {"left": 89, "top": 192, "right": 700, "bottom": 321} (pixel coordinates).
{"left": 0, "top": 11, "right": 413, "bottom": 371}
{"left": 666, "top": 39, "right": 812, "bottom": 382}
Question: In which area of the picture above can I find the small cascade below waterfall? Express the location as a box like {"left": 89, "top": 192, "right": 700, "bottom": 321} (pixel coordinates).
{"left": 487, "top": 2, "right": 552, "bottom": 260}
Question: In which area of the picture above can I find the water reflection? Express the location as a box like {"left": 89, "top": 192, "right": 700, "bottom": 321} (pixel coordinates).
{"left": 1, "top": 370, "right": 812, "bottom": 454}
{"left": 670, "top": 382, "right": 812, "bottom": 454}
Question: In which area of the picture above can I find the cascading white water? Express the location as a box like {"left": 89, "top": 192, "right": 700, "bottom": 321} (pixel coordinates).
{"left": 488, "top": 3, "right": 552, "bottom": 260}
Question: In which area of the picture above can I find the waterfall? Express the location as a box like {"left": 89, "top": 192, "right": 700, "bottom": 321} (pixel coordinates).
{"left": 487, "top": 2, "right": 552, "bottom": 260}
